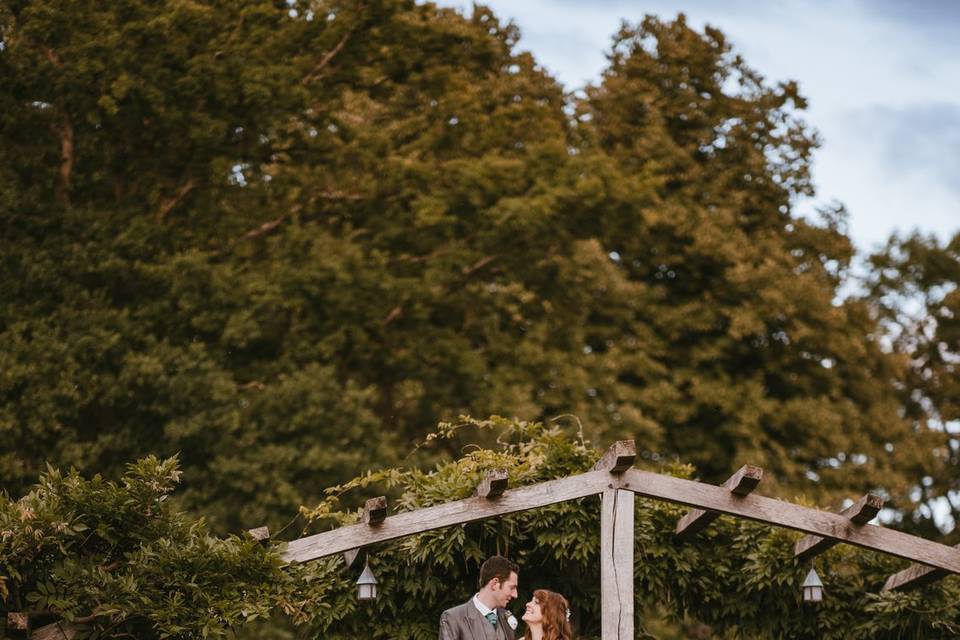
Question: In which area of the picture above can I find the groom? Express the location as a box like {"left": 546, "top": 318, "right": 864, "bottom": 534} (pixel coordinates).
{"left": 439, "top": 555, "right": 519, "bottom": 640}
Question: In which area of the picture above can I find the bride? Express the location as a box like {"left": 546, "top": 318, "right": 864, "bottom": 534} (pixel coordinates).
{"left": 521, "top": 589, "right": 573, "bottom": 640}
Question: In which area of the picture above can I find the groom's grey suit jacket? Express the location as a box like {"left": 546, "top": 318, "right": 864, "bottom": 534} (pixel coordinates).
{"left": 438, "top": 600, "right": 515, "bottom": 640}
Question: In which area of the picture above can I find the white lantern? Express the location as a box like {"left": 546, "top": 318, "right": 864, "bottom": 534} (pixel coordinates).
{"left": 802, "top": 568, "right": 823, "bottom": 604}
{"left": 357, "top": 560, "right": 378, "bottom": 601}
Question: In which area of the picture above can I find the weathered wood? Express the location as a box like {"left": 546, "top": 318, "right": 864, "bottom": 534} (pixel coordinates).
{"left": 794, "top": 494, "right": 884, "bottom": 561}
{"left": 476, "top": 469, "right": 508, "bottom": 499}
{"left": 282, "top": 452, "right": 960, "bottom": 582}
{"left": 620, "top": 469, "right": 960, "bottom": 574}
{"left": 675, "top": 465, "right": 763, "bottom": 540}
{"left": 247, "top": 526, "right": 270, "bottom": 543}
{"left": 362, "top": 496, "right": 388, "bottom": 525}
{"left": 882, "top": 543, "right": 960, "bottom": 592}
{"left": 592, "top": 440, "right": 636, "bottom": 474}
{"left": 883, "top": 562, "right": 948, "bottom": 592}
{"left": 7, "top": 612, "right": 30, "bottom": 635}
{"left": 31, "top": 621, "right": 77, "bottom": 640}
{"left": 283, "top": 470, "right": 613, "bottom": 563}
{"left": 601, "top": 489, "right": 634, "bottom": 640}
{"left": 343, "top": 548, "right": 360, "bottom": 567}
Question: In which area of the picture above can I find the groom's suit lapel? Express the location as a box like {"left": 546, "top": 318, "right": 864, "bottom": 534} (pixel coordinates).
{"left": 465, "top": 600, "right": 490, "bottom": 640}
{"left": 496, "top": 608, "right": 512, "bottom": 639}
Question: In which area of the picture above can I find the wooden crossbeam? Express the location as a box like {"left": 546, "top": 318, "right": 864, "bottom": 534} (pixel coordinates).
{"left": 593, "top": 440, "right": 636, "bottom": 474}
{"left": 281, "top": 451, "right": 960, "bottom": 582}
{"left": 476, "top": 470, "right": 508, "bottom": 498}
{"left": 283, "top": 470, "right": 614, "bottom": 563}
{"left": 882, "top": 543, "right": 960, "bottom": 592}
{"left": 675, "top": 465, "right": 763, "bottom": 540}
{"left": 619, "top": 469, "right": 960, "bottom": 574}
{"left": 362, "top": 496, "right": 388, "bottom": 525}
{"left": 794, "top": 494, "right": 884, "bottom": 561}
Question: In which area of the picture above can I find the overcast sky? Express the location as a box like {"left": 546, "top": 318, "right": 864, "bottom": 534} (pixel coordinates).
{"left": 442, "top": 0, "right": 960, "bottom": 255}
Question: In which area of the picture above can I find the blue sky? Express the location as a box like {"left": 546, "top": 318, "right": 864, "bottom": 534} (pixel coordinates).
{"left": 442, "top": 0, "right": 960, "bottom": 254}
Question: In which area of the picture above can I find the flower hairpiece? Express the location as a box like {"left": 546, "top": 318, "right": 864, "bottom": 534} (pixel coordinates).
{"left": 565, "top": 607, "right": 571, "bottom": 622}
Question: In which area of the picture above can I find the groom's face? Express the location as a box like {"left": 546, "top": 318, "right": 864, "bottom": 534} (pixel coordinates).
{"left": 492, "top": 571, "right": 519, "bottom": 608}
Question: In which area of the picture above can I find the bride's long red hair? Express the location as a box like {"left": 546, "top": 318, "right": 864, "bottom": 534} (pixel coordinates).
{"left": 523, "top": 589, "right": 572, "bottom": 640}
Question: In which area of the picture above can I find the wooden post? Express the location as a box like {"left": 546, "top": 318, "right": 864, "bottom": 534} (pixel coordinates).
{"left": 593, "top": 441, "right": 636, "bottom": 474}
{"left": 601, "top": 488, "right": 634, "bottom": 640}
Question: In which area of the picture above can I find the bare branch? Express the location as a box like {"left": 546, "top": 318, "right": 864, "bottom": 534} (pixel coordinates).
{"left": 154, "top": 177, "right": 197, "bottom": 223}
{"left": 302, "top": 31, "right": 352, "bottom": 84}
{"left": 53, "top": 114, "right": 75, "bottom": 209}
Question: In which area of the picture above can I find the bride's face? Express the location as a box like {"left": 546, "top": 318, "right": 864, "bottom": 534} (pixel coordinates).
{"left": 521, "top": 597, "right": 543, "bottom": 624}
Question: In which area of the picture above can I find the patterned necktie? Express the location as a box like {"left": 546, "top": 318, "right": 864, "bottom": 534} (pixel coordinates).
{"left": 485, "top": 612, "right": 498, "bottom": 628}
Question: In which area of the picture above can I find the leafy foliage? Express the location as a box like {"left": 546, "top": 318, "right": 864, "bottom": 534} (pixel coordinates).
{"left": 4, "top": 419, "right": 960, "bottom": 639}
{"left": 862, "top": 232, "right": 960, "bottom": 537}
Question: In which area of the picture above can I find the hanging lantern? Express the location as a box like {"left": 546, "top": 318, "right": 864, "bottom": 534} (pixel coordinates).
{"left": 802, "top": 568, "right": 824, "bottom": 604}
{"left": 357, "top": 559, "right": 378, "bottom": 601}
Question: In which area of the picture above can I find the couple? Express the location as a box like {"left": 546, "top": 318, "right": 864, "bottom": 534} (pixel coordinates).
{"left": 439, "top": 555, "right": 572, "bottom": 640}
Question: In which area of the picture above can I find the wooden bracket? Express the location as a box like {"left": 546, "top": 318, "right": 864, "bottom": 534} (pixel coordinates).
{"left": 794, "top": 494, "right": 884, "bottom": 561}
{"left": 882, "top": 543, "right": 960, "bottom": 592}
{"left": 476, "top": 470, "right": 508, "bottom": 499}
{"left": 592, "top": 440, "right": 636, "bottom": 474}
{"left": 362, "top": 496, "right": 388, "bottom": 526}
{"left": 675, "top": 465, "right": 763, "bottom": 540}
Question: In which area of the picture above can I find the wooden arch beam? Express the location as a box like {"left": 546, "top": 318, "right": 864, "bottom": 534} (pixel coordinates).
{"left": 282, "top": 470, "right": 613, "bottom": 563}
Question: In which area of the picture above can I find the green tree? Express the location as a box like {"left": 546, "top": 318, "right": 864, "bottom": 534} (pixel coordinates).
{"left": 0, "top": 455, "right": 353, "bottom": 639}
{"left": 863, "top": 232, "right": 960, "bottom": 537}
{"left": 571, "top": 15, "right": 923, "bottom": 499}
{"left": 0, "top": 1, "right": 938, "bottom": 536}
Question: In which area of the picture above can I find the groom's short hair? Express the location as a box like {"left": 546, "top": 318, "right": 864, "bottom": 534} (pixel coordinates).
{"left": 479, "top": 555, "right": 519, "bottom": 589}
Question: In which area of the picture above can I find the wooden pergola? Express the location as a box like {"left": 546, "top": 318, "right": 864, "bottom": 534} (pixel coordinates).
{"left": 277, "top": 440, "right": 960, "bottom": 639}
{"left": 14, "top": 440, "right": 960, "bottom": 639}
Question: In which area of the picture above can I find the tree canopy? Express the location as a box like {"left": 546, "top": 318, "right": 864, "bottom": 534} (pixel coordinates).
{"left": 0, "top": 0, "right": 956, "bottom": 568}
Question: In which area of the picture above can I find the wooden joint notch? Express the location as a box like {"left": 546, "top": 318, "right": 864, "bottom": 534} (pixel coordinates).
{"left": 592, "top": 440, "right": 636, "bottom": 474}
{"left": 362, "top": 496, "right": 388, "bottom": 525}
{"left": 794, "top": 493, "right": 884, "bottom": 561}
{"left": 476, "top": 469, "right": 508, "bottom": 499}
{"left": 247, "top": 526, "right": 270, "bottom": 544}
{"left": 675, "top": 465, "right": 763, "bottom": 540}
{"left": 882, "top": 543, "right": 960, "bottom": 592}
